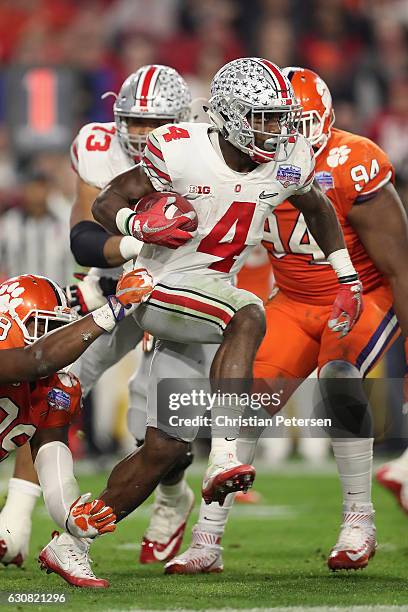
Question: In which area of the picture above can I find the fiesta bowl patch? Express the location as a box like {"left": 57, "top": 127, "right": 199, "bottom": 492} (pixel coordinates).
{"left": 47, "top": 388, "right": 71, "bottom": 411}
{"left": 315, "top": 171, "right": 335, "bottom": 192}
{"left": 276, "top": 164, "right": 301, "bottom": 188}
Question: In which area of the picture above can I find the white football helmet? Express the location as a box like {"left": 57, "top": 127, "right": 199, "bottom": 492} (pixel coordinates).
{"left": 108, "top": 65, "right": 191, "bottom": 158}
{"left": 208, "top": 57, "right": 302, "bottom": 163}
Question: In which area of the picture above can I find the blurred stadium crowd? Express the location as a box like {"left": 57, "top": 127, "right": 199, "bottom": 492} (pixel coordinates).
{"left": 0, "top": 0, "right": 407, "bottom": 459}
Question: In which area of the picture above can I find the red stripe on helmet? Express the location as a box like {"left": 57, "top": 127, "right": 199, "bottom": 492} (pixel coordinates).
{"left": 139, "top": 66, "right": 157, "bottom": 107}
{"left": 261, "top": 60, "right": 289, "bottom": 97}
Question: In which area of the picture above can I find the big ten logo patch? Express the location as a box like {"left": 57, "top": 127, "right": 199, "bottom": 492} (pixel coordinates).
{"left": 188, "top": 185, "right": 211, "bottom": 195}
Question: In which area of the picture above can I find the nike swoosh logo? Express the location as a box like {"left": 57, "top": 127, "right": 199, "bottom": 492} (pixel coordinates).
{"left": 346, "top": 550, "right": 365, "bottom": 562}
{"left": 142, "top": 220, "right": 177, "bottom": 234}
{"left": 347, "top": 492, "right": 366, "bottom": 495}
{"left": 259, "top": 191, "right": 279, "bottom": 200}
{"left": 152, "top": 536, "right": 180, "bottom": 561}
{"left": 50, "top": 549, "right": 71, "bottom": 572}
{"left": 142, "top": 212, "right": 196, "bottom": 234}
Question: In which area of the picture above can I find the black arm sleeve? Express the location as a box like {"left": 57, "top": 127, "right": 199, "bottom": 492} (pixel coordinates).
{"left": 70, "top": 220, "right": 110, "bottom": 268}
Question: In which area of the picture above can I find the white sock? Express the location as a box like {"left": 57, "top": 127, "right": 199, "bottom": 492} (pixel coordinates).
{"left": 0, "top": 477, "right": 41, "bottom": 556}
{"left": 0, "top": 478, "right": 41, "bottom": 559}
{"left": 196, "top": 494, "right": 235, "bottom": 538}
{"left": 157, "top": 477, "right": 186, "bottom": 502}
{"left": 331, "top": 438, "right": 373, "bottom": 511}
{"left": 0, "top": 478, "right": 41, "bottom": 529}
{"left": 34, "top": 442, "right": 80, "bottom": 529}
{"left": 210, "top": 396, "right": 245, "bottom": 463}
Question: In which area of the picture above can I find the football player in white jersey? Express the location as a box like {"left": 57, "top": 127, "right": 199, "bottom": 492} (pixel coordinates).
{"left": 0, "top": 66, "right": 196, "bottom": 568}
{"left": 84, "top": 58, "right": 363, "bottom": 530}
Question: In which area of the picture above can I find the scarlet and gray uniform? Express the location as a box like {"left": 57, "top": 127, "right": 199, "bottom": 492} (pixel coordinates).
{"left": 134, "top": 122, "right": 315, "bottom": 438}
{"left": 70, "top": 122, "right": 148, "bottom": 438}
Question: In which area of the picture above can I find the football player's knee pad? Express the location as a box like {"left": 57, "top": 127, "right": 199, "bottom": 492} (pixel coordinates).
{"left": 162, "top": 444, "right": 194, "bottom": 482}
{"left": 317, "top": 360, "right": 372, "bottom": 438}
{"left": 319, "top": 360, "right": 361, "bottom": 380}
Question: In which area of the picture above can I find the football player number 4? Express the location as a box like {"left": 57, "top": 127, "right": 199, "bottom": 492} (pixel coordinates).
{"left": 163, "top": 126, "right": 190, "bottom": 142}
{"left": 0, "top": 399, "right": 36, "bottom": 460}
{"left": 198, "top": 201, "right": 256, "bottom": 273}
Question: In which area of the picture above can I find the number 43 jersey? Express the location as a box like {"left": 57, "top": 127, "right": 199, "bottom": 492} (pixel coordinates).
{"left": 263, "top": 128, "right": 394, "bottom": 305}
{"left": 140, "top": 122, "right": 315, "bottom": 282}
{"left": 71, "top": 121, "right": 133, "bottom": 189}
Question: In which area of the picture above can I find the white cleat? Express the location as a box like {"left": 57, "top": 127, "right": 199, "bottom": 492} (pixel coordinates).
{"left": 376, "top": 462, "right": 408, "bottom": 513}
{"left": 164, "top": 527, "right": 223, "bottom": 574}
{"left": 140, "top": 484, "right": 195, "bottom": 564}
{"left": 202, "top": 455, "right": 255, "bottom": 506}
{"left": 328, "top": 510, "right": 377, "bottom": 571}
{"left": 38, "top": 531, "right": 109, "bottom": 588}
{"left": 0, "top": 517, "right": 30, "bottom": 567}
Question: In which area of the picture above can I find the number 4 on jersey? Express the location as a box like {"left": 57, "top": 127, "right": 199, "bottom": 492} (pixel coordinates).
{"left": 163, "top": 126, "right": 190, "bottom": 143}
{"left": 198, "top": 201, "right": 256, "bottom": 273}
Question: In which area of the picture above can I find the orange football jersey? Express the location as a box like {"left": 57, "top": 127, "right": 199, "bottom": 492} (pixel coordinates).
{"left": 262, "top": 128, "right": 394, "bottom": 305}
{"left": 0, "top": 317, "right": 81, "bottom": 461}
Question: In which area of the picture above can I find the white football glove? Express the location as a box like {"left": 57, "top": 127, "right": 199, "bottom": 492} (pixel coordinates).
{"left": 65, "top": 273, "right": 116, "bottom": 316}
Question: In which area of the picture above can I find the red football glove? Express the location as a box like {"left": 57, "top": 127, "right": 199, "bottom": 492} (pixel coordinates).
{"left": 66, "top": 493, "right": 116, "bottom": 538}
{"left": 328, "top": 279, "right": 363, "bottom": 337}
{"left": 128, "top": 194, "right": 195, "bottom": 249}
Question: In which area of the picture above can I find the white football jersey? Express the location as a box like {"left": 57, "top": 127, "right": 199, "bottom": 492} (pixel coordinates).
{"left": 71, "top": 122, "right": 135, "bottom": 279}
{"left": 139, "top": 122, "right": 315, "bottom": 282}
{"left": 71, "top": 122, "right": 133, "bottom": 190}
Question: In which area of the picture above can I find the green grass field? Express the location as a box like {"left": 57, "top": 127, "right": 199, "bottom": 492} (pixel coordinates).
{"left": 1, "top": 465, "right": 408, "bottom": 611}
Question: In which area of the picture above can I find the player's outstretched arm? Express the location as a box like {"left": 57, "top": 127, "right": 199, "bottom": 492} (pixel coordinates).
{"left": 92, "top": 166, "right": 154, "bottom": 234}
{"left": 0, "top": 269, "right": 153, "bottom": 384}
{"left": 289, "top": 183, "right": 363, "bottom": 336}
{"left": 347, "top": 183, "right": 408, "bottom": 336}
{"left": 0, "top": 314, "right": 106, "bottom": 384}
